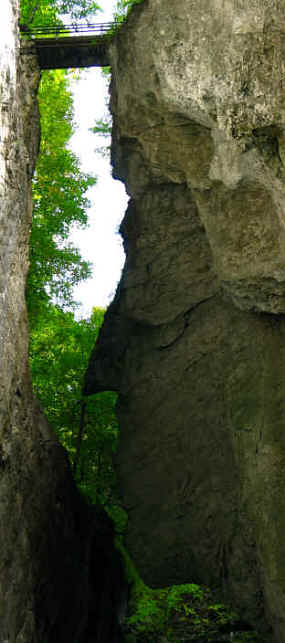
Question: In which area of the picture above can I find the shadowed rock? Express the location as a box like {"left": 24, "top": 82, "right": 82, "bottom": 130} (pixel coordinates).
{"left": 85, "top": 1, "right": 285, "bottom": 641}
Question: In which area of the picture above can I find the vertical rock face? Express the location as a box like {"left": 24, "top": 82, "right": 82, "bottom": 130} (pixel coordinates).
{"left": 85, "top": 1, "right": 285, "bottom": 640}
{"left": 0, "top": 3, "right": 125, "bottom": 641}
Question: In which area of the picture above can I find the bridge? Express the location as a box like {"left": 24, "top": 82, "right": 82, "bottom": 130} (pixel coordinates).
{"left": 20, "top": 23, "right": 117, "bottom": 69}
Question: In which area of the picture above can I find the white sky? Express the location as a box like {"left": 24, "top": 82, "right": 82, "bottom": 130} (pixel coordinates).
{"left": 69, "top": 0, "right": 128, "bottom": 317}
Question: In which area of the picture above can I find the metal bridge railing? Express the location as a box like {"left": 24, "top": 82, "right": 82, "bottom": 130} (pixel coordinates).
{"left": 20, "top": 22, "right": 119, "bottom": 38}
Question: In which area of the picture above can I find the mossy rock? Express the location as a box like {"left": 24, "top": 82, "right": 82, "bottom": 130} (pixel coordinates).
{"left": 123, "top": 581, "right": 265, "bottom": 643}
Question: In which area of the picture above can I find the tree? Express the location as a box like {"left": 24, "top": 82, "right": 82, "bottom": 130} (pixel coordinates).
{"left": 20, "top": 0, "right": 101, "bottom": 28}
{"left": 114, "top": 0, "right": 145, "bottom": 21}
{"left": 30, "top": 305, "right": 119, "bottom": 504}
{"left": 21, "top": 0, "right": 121, "bottom": 507}
{"left": 27, "top": 68, "right": 96, "bottom": 326}
{"left": 21, "top": 0, "right": 104, "bottom": 327}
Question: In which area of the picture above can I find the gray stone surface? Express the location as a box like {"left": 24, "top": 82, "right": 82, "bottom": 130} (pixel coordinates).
{"left": 0, "top": 3, "right": 125, "bottom": 641}
{"left": 85, "top": 1, "right": 285, "bottom": 640}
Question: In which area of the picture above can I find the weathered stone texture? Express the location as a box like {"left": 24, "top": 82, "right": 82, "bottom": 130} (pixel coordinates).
{"left": 0, "top": 3, "right": 125, "bottom": 641}
{"left": 85, "top": 1, "right": 285, "bottom": 640}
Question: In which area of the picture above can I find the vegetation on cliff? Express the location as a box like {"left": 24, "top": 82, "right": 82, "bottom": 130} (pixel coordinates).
{"left": 22, "top": 0, "right": 119, "bottom": 506}
{"left": 27, "top": 68, "right": 95, "bottom": 325}
{"left": 20, "top": 0, "right": 100, "bottom": 26}
{"left": 22, "top": 1, "right": 263, "bottom": 641}
{"left": 29, "top": 305, "right": 119, "bottom": 504}
{"left": 123, "top": 582, "right": 260, "bottom": 642}
{"left": 114, "top": 0, "right": 145, "bottom": 20}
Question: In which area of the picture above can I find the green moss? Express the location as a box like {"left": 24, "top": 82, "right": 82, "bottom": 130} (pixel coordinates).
{"left": 113, "top": 538, "right": 264, "bottom": 642}
{"left": 121, "top": 564, "right": 264, "bottom": 643}
{"left": 112, "top": 0, "right": 145, "bottom": 26}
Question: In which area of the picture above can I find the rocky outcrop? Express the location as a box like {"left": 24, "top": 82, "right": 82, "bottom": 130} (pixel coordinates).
{"left": 0, "top": 2, "right": 125, "bottom": 640}
{"left": 85, "top": 1, "right": 285, "bottom": 640}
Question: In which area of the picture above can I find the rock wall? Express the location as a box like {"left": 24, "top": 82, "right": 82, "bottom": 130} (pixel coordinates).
{"left": 0, "top": 2, "right": 125, "bottom": 641}
{"left": 85, "top": 1, "right": 285, "bottom": 640}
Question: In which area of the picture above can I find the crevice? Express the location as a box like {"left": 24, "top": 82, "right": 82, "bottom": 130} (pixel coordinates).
{"left": 156, "top": 294, "right": 218, "bottom": 350}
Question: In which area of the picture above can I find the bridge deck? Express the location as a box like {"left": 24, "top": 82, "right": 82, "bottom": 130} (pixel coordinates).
{"left": 20, "top": 23, "right": 115, "bottom": 69}
{"left": 21, "top": 35, "right": 110, "bottom": 69}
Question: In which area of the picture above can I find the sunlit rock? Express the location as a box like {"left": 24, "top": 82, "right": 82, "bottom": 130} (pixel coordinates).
{"left": 86, "top": 2, "right": 285, "bottom": 640}
{"left": 0, "top": 2, "right": 125, "bottom": 641}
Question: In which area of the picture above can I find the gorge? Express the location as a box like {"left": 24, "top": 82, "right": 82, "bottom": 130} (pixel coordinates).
{"left": 86, "top": 1, "right": 285, "bottom": 640}
{"left": 2, "top": 0, "right": 285, "bottom": 640}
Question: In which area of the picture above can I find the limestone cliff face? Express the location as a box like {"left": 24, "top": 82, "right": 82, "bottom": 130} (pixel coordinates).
{"left": 85, "top": 1, "right": 285, "bottom": 640}
{"left": 0, "top": 3, "right": 125, "bottom": 641}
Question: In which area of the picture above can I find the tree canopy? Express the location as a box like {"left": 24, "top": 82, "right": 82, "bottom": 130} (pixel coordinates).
{"left": 27, "top": 68, "right": 96, "bottom": 326}
{"left": 20, "top": 4, "right": 262, "bottom": 639}
{"left": 30, "top": 305, "right": 119, "bottom": 504}
{"left": 20, "top": 0, "right": 101, "bottom": 27}
{"left": 22, "top": 0, "right": 120, "bottom": 507}
{"left": 20, "top": 0, "right": 144, "bottom": 27}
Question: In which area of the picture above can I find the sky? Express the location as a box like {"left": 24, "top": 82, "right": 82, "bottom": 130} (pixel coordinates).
{"left": 69, "top": 0, "right": 128, "bottom": 317}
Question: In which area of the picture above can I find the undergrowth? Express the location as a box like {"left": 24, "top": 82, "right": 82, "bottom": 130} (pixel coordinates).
{"left": 114, "top": 537, "right": 263, "bottom": 643}
{"left": 124, "top": 582, "right": 260, "bottom": 642}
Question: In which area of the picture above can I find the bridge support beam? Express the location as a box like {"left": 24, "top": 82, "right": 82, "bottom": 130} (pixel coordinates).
{"left": 21, "top": 36, "right": 110, "bottom": 69}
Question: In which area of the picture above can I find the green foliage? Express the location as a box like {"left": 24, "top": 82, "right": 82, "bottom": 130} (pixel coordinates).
{"left": 22, "top": 10, "right": 272, "bottom": 643}
{"left": 128, "top": 588, "right": 164, "bottom": 636}
{"left": 30, "top": 305, "right": 120, "bottom": 504}
{"left": 90, "top": 0, "right": 146, "bottom": 152}
{"left": 107, "top": 504, "right": 128, "bottom": 535}
{"left": 20, "top": 0, "right": 101, "bottom": 28}
{"left": 26, "top": 68, "right": 96, "bottom": 326}
{"left": 114, "top": 0, "right": 145, "bottom": 22}
{"left": 23, "top": 1, "right": 120, "bottom": 508}
{"left": 55, "top": 0, "right": 101, "bottom": 19}
{"left": 89, "top": 113, "right": 112, "bottom": 157}
{"left": 21, "top": 2, "right": 97, "bottom": 331}
{"left": 90, "top": 116, "right": 112, "bottom": 138}
{"left": 20, "top": 0, "right": 58, "bottom": 29}
{"left": 123, "top": 577, "right": 261, "bottom": 643}
{"left": 78, "top": 390, "right": 119, "bottom": 503}
{"left": 20, "top": 0, "right": 144, "bottom": 30}
{"left": 166, "top": 583, "right": 204, "bottom": 609}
